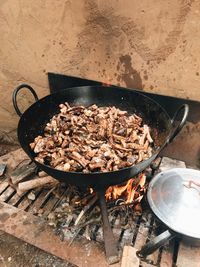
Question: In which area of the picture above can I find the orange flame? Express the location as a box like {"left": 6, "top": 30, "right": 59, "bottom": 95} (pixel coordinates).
{"left": 105, "top": 173, "right": 146, "bottom": 204}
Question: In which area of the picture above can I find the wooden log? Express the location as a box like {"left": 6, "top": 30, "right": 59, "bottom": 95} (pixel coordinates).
{"left": 17, "top": 176, "right": 59, "bottom": 195}
{"left": 74, "top": 194, "right": 98, "bottom": 226}
{"left": 121, "top": 246, "right": 139, "bottom": 267}
{"left": 176, "top": 243, "right": 200, "bottom": 267}
{"left": 0, "top": 148, "right": 29, "bottom": 175}
{"left": 0, "top": 163, "right": 6, "bottom": 176}
{"left": 0, "top": 186, "right": 15, "bottom": 202}
{"left": 10, "top": 161, "right": 37, "bottom": 184}
{"left": 159, "top": 240, "right": 175, "bottom": 267}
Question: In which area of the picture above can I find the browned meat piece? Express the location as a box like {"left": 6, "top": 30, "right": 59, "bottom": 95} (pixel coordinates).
{"left": 69, "top": 151, "right": 89, "bottom": 168}
{"left": 111, "top": 142, "right": 132, "bottom": 152}
{"left": 30, "top": 142, "right": 36, "bottom": 150}
{"left": 63, "top": 162, "right": 71, "bottom": 171}
{"left": 85, "top": 139, "right": 104, "bottom": 148}
{"left": 33, "top": 137, "right": 46, "bottom": 153}
{"left": 137, "top": 151, "right": 145, "bottom": 163}
{"left": 86, "top": 123, "right": 98, "bottom": 133}
{"left": 127, "top": 155, "right": 137, "bottom": 164}
{"left": 116, "top": 128, "right": 127, "bottom": 136}
{"left": 84, "top": 148, "right": 98, "bottom": 159}
{"left": 30, "top": 103, "right": 154, "bottom": 172}
{"left": 89, "top": 161, "right": 105, "bottom": 171}
{"left": 116, "top": 161, "right": 132, "bottom": 169}
{"left": 106, "top": 119, "right": 114, "bottom": 138}
{"left": 106, "top": 159, "right": 114, "bottom": 171}
{"left": 35, "top": 157, "right": 44, "bottom": 164}
{"left": 139, "top": 124, "right": 153, "bottom": 145}
{"left": 51, "top": 157, "right": 65, "bottom": 167}
{"left": 46, "top": 139, "right": 55, "bottom": 149}
{"left": 145, "top": 125, "right": 153, "bottom": 143}
{"left": 98, "top": 119, "right": 107, "bottom": 138}
{"left": 61, "top": 139, "right": 69, "bottom": 148}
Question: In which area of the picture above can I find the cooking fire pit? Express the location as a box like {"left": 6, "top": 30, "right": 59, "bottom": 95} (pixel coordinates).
{"left": 12, "top": 78, "right": 188, "bottom": 264}
{"left": 0, "top": 149, "right": 199, "bottom": 267}
{"left": 0, "top": 74, "right": 197, "bottom": 266}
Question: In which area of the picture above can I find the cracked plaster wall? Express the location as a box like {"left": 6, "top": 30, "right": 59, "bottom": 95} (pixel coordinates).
{"left": 0, "top": 0, "right": 200, "bottom": 134}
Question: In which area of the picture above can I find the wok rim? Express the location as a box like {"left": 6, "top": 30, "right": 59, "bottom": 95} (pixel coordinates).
{"left": 17, "top": 85, "right": 172, "bottom": 176}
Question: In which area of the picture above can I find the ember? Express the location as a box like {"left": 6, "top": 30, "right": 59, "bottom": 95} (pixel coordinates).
{"left": 30, "top": 103, "right": 154, "bottom": 173}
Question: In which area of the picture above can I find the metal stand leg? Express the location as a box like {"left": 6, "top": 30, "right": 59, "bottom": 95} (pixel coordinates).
{"left": 98, "top": 190, "right": 119, "bottom": 265}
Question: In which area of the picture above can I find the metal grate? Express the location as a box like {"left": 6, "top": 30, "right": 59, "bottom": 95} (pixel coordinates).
{"left": 0, "top": 149, "right": 199, "bottom": 267}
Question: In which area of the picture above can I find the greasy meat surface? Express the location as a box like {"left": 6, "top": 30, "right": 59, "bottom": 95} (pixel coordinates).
{"left": 30, "top": 103, "right": 154, "bottom": 172}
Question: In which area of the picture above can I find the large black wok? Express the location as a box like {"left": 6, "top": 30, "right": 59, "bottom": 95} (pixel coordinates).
{"left": 13, "top": 84, "right": 188, "bottom": 264}
{"left": 13, "top": 84, "right": 188, "bottom": 189}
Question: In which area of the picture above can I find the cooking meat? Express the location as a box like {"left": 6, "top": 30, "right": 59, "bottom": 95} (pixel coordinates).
{"left": 30, "top": 103, "right": 154, "bottom": 172}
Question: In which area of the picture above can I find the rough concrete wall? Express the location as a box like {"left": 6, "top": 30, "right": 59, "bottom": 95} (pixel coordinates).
{"left": 0, "top": 0, "right": 200, "bottom": 133}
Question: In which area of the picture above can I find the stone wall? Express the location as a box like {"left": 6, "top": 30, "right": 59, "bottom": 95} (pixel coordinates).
{"left": 0, "top": 0, "right": 200, "bottom": 133}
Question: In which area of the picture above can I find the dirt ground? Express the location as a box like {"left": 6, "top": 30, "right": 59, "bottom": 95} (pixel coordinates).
{"left": 0, "top": 231, "right": 74, "bottom": 267}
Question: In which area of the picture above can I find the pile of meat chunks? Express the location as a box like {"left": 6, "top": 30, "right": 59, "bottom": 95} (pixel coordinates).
{"left": 30, "top": 103, "right": 153, "bottom": 173}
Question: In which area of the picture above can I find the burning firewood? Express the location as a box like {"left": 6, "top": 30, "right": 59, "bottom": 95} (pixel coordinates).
{"left": 74, "top": 194, "right": 98, "bottom": 226}
{"left": 106, "top": 173, "right": 146, "bottom": 205}
{"left": 30, "top": 103, "right": 154, "bottom": 173}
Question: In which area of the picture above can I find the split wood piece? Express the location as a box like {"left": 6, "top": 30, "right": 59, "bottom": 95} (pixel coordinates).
{"left": 0, "top": 164, "right": 6, "bottom": 176}
{"left": 28, "top": 190, "right": 51, "bottom": 211}
{"left": 121, "top": 228, "right": 135, "bottom": 249}
{"left": 10, "top": 161, "right": 37, "bottom": 185}
{"left": 134, "top": 213, "right": 152, "bottom": 251}
{"left": 0, "top": 180, "right": 9, "bottom": 194}
{"left": 75, "top": 215, "right": 101, "bottom": 230}
{"left": 0, "top": 186, "right": 15, "bottom": 202}
{"left": 0, "top": 148, "right": 29, "bottom": 175}
{"left": 42, "top": 187, "right": 67, "bottom": 217}
{"left": 7, "top": 191, "right": 26, "bottom": 206}
{"left": 17, "top": 189, "right": 43, "bottom": 210}
{"left": 29, "top": 187, "right": 56, "bottom": 214}
{"left": 0, "top": 130, "right": 18, "bottom": 145}
{"left": 74, "top": 194, "right": 98, "bottom": 226}
{"left": 176, "top": 243, "right": 200, "bottom": 267}
{"left": 159, "top": 240, "right": 175, "bottom": 267}
{"left": 144, "top": 219, "right": 160, "bottom": 266}
{"left": 121, "top": 246, "right": 140, "bottom": 267}
{"left": 17, "top": 176, "right": 59, "bottom": 195}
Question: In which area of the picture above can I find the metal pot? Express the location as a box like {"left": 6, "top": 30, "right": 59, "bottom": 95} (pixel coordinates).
{"left": 138, "top": 168, "right": 200, "bottom": 257}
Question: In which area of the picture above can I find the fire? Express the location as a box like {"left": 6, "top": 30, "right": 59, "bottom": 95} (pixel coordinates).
{"left": 105, "top": 173, "right": 146, "bottom": 204}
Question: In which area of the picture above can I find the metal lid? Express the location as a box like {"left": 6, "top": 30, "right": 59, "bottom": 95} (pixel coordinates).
{"left": 147, "top": 168, "right": 200, "bottom": 239}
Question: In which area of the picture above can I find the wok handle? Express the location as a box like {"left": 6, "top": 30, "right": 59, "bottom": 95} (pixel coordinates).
{"left": 166, "top": 104, "right": 189, "bottom": 144}
{"left": 12, "top": 84, "right": 39, "bottom": 117}
{"left": 98, "top": 191, "right": 119, "bottom": 265}
{"left": 137, "top": 230, "right": 176, "bottom": 258}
